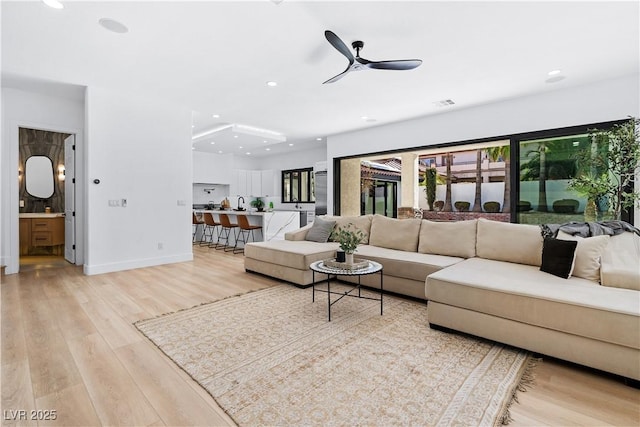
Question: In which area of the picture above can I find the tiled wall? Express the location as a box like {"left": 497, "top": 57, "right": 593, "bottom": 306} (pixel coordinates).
{"left": 18, "top": 128, "right": 69, "bottom": 213}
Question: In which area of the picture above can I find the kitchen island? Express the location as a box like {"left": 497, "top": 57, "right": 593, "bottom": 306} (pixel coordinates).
{"left": 195, "top": 210, "right": 300, "bottom": 243}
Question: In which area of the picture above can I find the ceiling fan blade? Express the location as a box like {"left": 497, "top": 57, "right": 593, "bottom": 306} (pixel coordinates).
{"left": 324, "top": 30, "right": 354, "bottom": 64}
{"left": 322, "top": 67, "right": 352, "bottom": 84}
{"left": 366, "top": 59, "right": 422, "bottom": 70}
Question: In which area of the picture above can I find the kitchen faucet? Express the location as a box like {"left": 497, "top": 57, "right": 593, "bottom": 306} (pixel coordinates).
{"left": 238, "top": 196, "right": 245, "bottom": 209}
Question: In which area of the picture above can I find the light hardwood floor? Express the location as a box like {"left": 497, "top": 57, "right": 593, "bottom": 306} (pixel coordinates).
{"left": 2, "top": 246, "right": 639, "bottom": 426}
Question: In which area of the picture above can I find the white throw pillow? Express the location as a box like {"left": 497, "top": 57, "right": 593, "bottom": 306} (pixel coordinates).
{"left": 600, "top": 231, "right": 640, "bottom": 291}
{"left": 556, "top": 231, "right": 610, "bottom": 283}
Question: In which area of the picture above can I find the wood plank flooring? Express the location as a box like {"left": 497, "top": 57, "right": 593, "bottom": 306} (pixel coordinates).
{"left": 2, "top": 247, "right": 639, "bottom": 426}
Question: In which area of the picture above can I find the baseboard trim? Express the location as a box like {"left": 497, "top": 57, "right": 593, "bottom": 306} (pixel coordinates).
{"left": 84, "top": 252, "right": 193, "bottom": 275}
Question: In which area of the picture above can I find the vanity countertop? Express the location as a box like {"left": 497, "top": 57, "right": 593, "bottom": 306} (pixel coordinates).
{"left": 19, "top": 213, "right": 64, "bottom": 218}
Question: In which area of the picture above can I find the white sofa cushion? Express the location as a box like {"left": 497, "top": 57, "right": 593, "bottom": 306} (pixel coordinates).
{"left": 368, "top": 214, "right": 422, "bottom": 252}
{"left": 418, "top": 219, "right": 477, "bottom": 258}
{"left": 556, "top": 231, "right": 610, "bottom": 283}
{"left": 355, "top": 245, "right": 463, "bottom": 282}
{"left": 601, "top": 231, "right": 640, "bottom": 291}
{"left": 476, "top": 218, "right": 543, "bottom": 266}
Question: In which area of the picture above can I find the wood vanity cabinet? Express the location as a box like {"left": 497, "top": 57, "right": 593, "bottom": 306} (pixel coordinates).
{"left": 19, "top": 216, "right": 64, "bottom": 255}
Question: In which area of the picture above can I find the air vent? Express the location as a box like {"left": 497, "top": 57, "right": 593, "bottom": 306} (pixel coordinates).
{"left": 433, "top": 99, "right": 455, "bottom": 108}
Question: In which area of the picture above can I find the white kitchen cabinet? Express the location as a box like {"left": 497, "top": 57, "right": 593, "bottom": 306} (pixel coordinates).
{"left": 193, "top": 151, "right": 232, "bottom": 184}
{"left": 233, "top": 169, "right": 249, "bottom": 196}
{"left": 261, "top": 169, "right": 275, "bottom": 197}
{"left": 231, "top": 169, "right": 275, "bottom": 197}
{"left": 250, "top": 170, "right": 262, "bottom": 197}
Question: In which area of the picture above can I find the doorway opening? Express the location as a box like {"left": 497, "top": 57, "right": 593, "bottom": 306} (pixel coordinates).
{"left": 18, "top": 128, "right": 76, "bottom": 272}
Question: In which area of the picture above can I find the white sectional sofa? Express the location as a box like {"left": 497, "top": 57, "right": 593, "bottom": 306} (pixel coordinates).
{"left": 244, "top": 214, "right": 640, "bottom": 381}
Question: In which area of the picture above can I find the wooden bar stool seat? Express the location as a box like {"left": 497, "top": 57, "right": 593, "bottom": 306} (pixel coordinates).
{"left": 233, "top": 215, "right": 263, "bottom": 254}
{"left": 216, "top": 213, "right": 239, "bottom": 251}
{"left": 200, "top": 212, "right": 220, "bottom": 248}
{"left": 192, "top": 212, "right": 205, "bottom": 244}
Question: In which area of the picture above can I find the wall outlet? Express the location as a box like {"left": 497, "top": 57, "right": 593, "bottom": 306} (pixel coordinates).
{"left": 157, "top": 242, "right": 163, "bottom": 250}
{"left": 19, "top": 200, "right": 25, "bottom": 208}
{"left": 177, "top": 199, "right": 186, "bottom": 206}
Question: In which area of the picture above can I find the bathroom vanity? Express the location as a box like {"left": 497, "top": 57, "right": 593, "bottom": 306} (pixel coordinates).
{"left": 19, "top": 213, "right": 65, "bottom": 255}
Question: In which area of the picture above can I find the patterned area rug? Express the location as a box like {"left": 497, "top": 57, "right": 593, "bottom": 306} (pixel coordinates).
{"left": 135, "top": 284, "right": 534, "bottom": 426}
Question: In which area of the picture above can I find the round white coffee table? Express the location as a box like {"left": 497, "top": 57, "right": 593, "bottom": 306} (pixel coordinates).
{"left": 309, "top": 259, "right": 383, "bottom": 321}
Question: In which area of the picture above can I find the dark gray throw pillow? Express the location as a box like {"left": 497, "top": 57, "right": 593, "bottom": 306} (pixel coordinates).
{"left": 540, "top": 238, "right": 578, "bottom": 279}
{"left": 305, "top": 217, "right": 336, "bottom": 243}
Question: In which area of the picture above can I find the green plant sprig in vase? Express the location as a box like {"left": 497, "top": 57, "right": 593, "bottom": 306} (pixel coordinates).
{"left": 331, "top": 223, "right": 365, "bottom": 264}
{"left": 250, "top": 197, "right": 265, "bottom": 212}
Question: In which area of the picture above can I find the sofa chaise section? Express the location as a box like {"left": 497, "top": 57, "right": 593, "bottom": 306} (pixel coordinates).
{"left": 426, "top": 220, "right": 640, "bottom": 381}
{"left": 244, "top": 240, "right": 339, "bottom": 286}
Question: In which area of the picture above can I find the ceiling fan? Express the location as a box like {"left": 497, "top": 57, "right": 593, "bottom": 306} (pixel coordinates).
{"left": 323, "top": 30, "right": 422, "bottom": 84}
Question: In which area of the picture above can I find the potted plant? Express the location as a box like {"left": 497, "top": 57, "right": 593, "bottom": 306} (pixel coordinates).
{"left": 568, "top": 173, "right": 609, "bottom": 221}
{"left": 569, "top": 117, "right": 640, "bottom": 221}
{"left": 331, "top": 223, "right": 365, "bottom": 264}
{"left": 250, "top": 197, "right": 265, "bottom": 212}
{"left": 454, "top": 201, "right": 470, "bottom": 212}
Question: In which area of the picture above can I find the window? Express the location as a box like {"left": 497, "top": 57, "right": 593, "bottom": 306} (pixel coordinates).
{"left": 517, "top": 133, "right": 594, "bottom": 224}
{"left": 282, "top": 168, "right": 315, "bottom": 203}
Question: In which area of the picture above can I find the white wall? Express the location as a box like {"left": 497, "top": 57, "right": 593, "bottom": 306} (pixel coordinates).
{"left": 327, "top": 74, "right": 640, "bottom": 224}
{"left": 1, "top": 86, "right": 85, "bottom": 274}
{"left": 258, "top": 145, "right": 327, "bottom": 212}
{"left": 84, "top": 86, "right": 192, "bottom": 275}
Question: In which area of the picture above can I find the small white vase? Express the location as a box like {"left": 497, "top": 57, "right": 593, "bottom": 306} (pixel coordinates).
{"left": 345, "top": 253, "right": 354, "bottom": 265}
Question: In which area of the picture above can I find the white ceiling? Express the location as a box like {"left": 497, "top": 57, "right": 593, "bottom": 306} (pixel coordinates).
{"left": 2, "top": 1, "right": 638, "bottom": 157}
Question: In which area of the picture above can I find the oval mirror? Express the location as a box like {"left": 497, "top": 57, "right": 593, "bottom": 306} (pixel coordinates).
{"left": 25, "top": 155, "right": 54, "bottom": 199}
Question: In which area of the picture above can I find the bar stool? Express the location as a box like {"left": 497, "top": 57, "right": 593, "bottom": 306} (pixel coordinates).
{"left": 216, "top": 213, "right": 239, "bottom": 252}
{"left": 200, "top": 212, "right": 220, "bottom": 248}
{"left": 233, "top": 215, "right": 263, "bottom": 254}
{"left": 192, "top": 212, "right": 205, "bottom": 244}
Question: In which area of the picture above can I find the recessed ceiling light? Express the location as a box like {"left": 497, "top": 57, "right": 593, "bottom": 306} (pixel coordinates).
{"left": 546, "top": 75, "right": 566, "bottom": 84}
{"left": 192, "top": 147, "right": 195, "bottom": 150}
{"left": 212, "top": 114, "right": 220, "bottom": 118}
{"left": 234, "top": 135, "right": 239, "bottom": 138}
{"left": 192, "top": 125, "right": 195, "bottom": 128}
{"left": 218, "top": 150, "right": 223, "bottom": 154}
{"left": 263, "top": 140, "right": 268, "bottom": 143}
{"left": 42, "top": 0, "right": 64, "bottom": 9}
{"left": 266, "top": 81, "right": 278, "bottom": 87}
{"left": 316, "top": 137, "right": 322, "bottom": 141}
{"left": 548, "top": 69, "right": 562, "bottom": 76}
{"left": 238, "top": 146, "right": 243, "bottom": 149}
{"left": 289, "top": 143, "right": 294, "bottom": 147}
{"left": 265, "top": 148, "right": 271, "bottom": 151}
{"left": 99, "top": 18, "right": 129, "bottom": 34}
{"left": 246, "top": 152, "right": 251, "bottom": 155}
{"left": 210, "top": 142, "right": 215, "bottom": 145}
{"left": 361, "top": 116, "right": 369, "bottom": 120}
